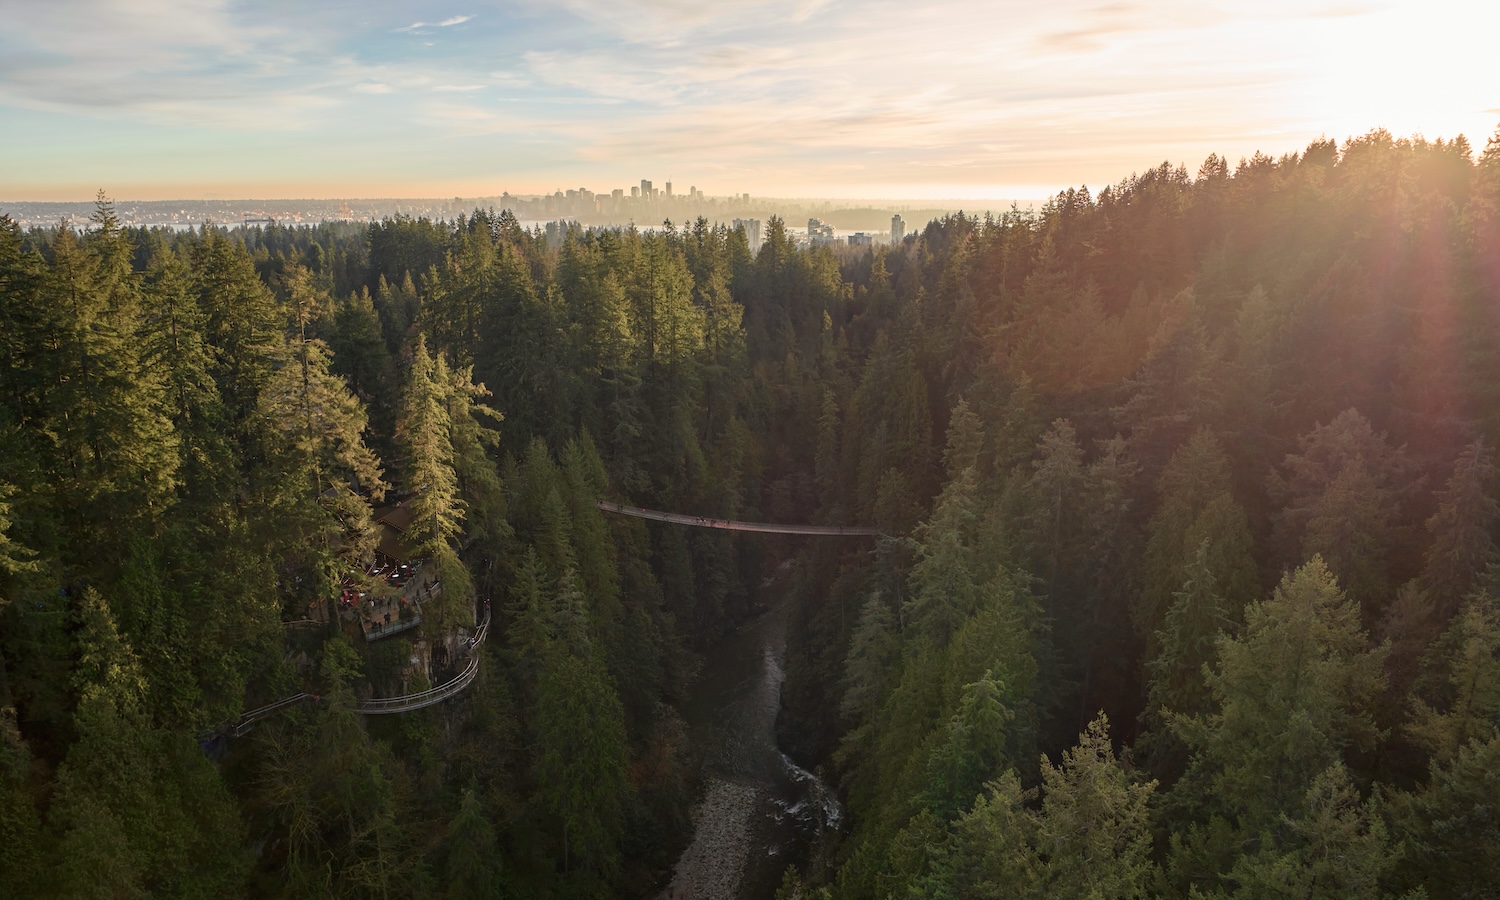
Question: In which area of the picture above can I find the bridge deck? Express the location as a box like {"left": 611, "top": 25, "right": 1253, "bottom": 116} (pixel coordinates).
{"left": 596, "top": 501, "right": 881, "bottom": 536}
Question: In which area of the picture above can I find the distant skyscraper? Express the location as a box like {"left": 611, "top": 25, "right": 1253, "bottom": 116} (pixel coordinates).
{"left": 806, "top": 217, "right": 835, "bottom": 246}
{"left": 641, "top": 179, "right": 652, "bottom": 198}
{"left": 665, "top": 181, "right": 672, "bottom": 197}
{"left": 631, "top": 186, "right": 640, "bottom": 198}
{"left": 890, "top": 214, "right": 905, "bottom": 245}
{"left": 734, "top": 218, "right": 762, "bottom": 249}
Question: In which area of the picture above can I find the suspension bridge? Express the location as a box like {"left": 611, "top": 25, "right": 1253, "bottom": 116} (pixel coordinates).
{"left": 595, "top": 501, "right": 883, "bottom": 536}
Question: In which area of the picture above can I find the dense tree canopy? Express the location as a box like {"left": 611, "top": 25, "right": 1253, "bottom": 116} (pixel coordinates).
{"left": 4, "top": 125, "right": 1500, "bottom": 898}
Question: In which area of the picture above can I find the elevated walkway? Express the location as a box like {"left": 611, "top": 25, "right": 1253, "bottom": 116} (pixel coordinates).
{"left": 226, "top": 601, "right": 491, "bottom": 736}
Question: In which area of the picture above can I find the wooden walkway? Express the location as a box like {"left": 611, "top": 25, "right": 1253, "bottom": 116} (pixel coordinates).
{"left": 595, "top": 501, "right": 881, "bottom": 536}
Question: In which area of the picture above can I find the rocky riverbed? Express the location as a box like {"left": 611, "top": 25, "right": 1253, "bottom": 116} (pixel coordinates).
{"left": 656, "top": 778, "right": 760, "bottom": 899}
{"left": 656, "top": 584, "right": 844, "bottom": 900}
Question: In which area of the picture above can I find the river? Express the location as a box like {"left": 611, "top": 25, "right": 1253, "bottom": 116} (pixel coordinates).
{"left": 658, "top": 588, "right": 844, "bottom": 899}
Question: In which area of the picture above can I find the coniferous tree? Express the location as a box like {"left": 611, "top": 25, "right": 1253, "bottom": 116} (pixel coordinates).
{"left": 398, "top": 335, "right": 472, "bottom": 630}
{"left": 1167, "top": 557, "right": 1387, "bottom": 891}
{"left": 443, "top": 787, "right": 503, "bottom": 899}
{"left": 1408, "top": 589, "right": 1500, "bottom": 763}
{"left": 1422, "top": 439, "right": 1499, "bottom": 617}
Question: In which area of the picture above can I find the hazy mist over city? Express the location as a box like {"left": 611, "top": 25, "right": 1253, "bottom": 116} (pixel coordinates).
{"left": 2, "top": 1, "right": 1496, "bottom": 203}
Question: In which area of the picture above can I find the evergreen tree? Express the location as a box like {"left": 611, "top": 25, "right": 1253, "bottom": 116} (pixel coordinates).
{"left": 443, "top": 787, "right": 503, "bottom": 899}
{"left": 1207, "top": 764, "right": 1405, "bottom": 899}
{"left": 1138, "top": 429, "right": 1257, "bottom": 646}
{"left": 398, "top": 335, "right": 473, "bottom": 630}
{"left": 1141, "top": 541, "right": 1234, "bottom": 777}
{"left": 534, "top": 651, "right": 629, "bottom": 881}
{"left": 1408, "top": 590, "right": 1500, "bottom": 763}
{"left": 256, "top": 334, "right": 387, "bottom": 600}
{"left": 1270, "top": 409, "right": 1414, "bottom": 608}
{"left": 1390, "top": 733, "right": 1500, "bottom": 898}
{"left": 1422, "top": 439, "right": 1499, "bottom": 617}
{"left": 1167, "top": 558, "right": 1387, "bottom": 891}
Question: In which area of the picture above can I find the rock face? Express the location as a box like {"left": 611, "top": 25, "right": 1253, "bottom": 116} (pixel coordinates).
{"left": 658, "top": 778, "right": 760, "bottom": 899}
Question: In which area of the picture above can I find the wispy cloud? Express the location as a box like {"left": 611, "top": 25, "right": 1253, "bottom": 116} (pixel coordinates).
{"left": 395, "top": 14, "right": 473, "bottom": 34}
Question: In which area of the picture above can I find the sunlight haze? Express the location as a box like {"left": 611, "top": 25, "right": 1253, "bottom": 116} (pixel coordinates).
{"left": 1, "top": 0, "right": 1495, "bottom": 200}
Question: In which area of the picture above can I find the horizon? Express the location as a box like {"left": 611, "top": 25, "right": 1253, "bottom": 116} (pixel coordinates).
{"left": 3, "top": 1, "right": 1497, "bottom": 202}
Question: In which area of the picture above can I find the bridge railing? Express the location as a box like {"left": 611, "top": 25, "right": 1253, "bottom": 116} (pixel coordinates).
{"left": 595, "top": 501, "right": 882, "bottom": 536}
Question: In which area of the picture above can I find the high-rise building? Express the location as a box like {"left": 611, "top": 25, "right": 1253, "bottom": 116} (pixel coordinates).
{"left": 733, "top": 218, "right": 762, "bottom": 249}
{"left": 641, "top": 179, "right": 653, "bottom": 198}
{"left": 890, "top": 214, "right": 905, "bottom": 245}
{"left": 665, "top": 181, "right": 672, "bottom": 197}
{"left": 631, "top": 186, "right": 640, "bottom": 198}
{"left": 806, "top": 217, "right": 836, "bottom": 246}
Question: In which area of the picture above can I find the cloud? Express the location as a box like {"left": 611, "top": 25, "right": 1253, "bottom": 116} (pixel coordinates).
{"left": 395, "top": 14, "right": 473, "bottom": 33}
{"left": 2, "top": 0, "right": 1497, "bottom": 199}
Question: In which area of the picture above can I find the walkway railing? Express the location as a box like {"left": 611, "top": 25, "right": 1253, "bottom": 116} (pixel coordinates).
{"left": 596, "top": 501, "right": 882, "bottom": 536}
{"left": 359, "top": 604, "right": 491, "bottom": 715}
{"left": 224, "top": 601, "right": 492, "bottom": 735}
{"left": 231, "top": 692, "right": 314, "bottom": 737}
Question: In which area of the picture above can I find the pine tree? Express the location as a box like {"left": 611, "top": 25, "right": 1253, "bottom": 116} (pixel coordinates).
{"left": 1408, "top": 590, "right": 1500, "bottom": 763}
{"left": 923, "top": 714, "right": 1157, "bottom": 899}
{"left": 256, "top": 334, "right": 387, "bottom": 599}
{"left": 1030, "top": 715, "right": 1158, "bottom": 899}
{"left": 398, "top": 335, "right": 472, "bottom": 630}
{"left": 1209, "top": 764, "right": 1404, "bottom": 899}
{"left": 190, "top": 227, "right": 282, "bottom": 430}
{"left": 47, "top": 589, "right": 246, "bottom": 896}
{"left": 905, "top": 466, "right": 982, "bottom": 643}
{"left": 139, "top": 247, "right": 229, "bottom": 498}
{"left": 1422, "top": 439, "right": 1498, "bottom": 617}
{"left": 0, "top": 482, "right": 39, "bottom": 588}
{"left": 34, "top": 204, "right": 180, "bottom": 554}
{"left": 1141, "top": 541, "right": 1234, "bottom": 777}
{"left": 1390, "top": 733, "right": 1500, "bottom": 898}
{"left": 1138, "top": 429, "right": 1257, "bottom": 646}
{"left": 1270, "top": 409, "right": 1414, "bottom": 608}
{"left": 444, "top": 787, "right": 502, "bottom": 899}
{"left": 920, "top": 670, "right": 1013, "bottom": 819}
{"left": 1168, "top": 558, "right": 1387, "bottom": 890}
{"left": 534, "top": 651, "right": 628, "bottom": 880}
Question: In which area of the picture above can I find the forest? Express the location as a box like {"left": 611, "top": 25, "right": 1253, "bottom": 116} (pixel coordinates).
{"left": 2, "top": 125, "right": 1499, "bottom": 898}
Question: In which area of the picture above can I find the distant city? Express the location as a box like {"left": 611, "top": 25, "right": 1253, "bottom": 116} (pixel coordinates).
{"left": 0, "top": 182, "right": 1014, "bottom": 248}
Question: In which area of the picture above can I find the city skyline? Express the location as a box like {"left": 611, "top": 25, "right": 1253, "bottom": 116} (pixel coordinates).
{"left": 2, "top": 1, "right": 1497, "bottom": 201}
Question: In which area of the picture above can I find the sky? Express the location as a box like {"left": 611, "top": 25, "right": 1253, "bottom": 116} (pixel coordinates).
{"left": 1, "top": 0, "right": 1497, "bottom": 201}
